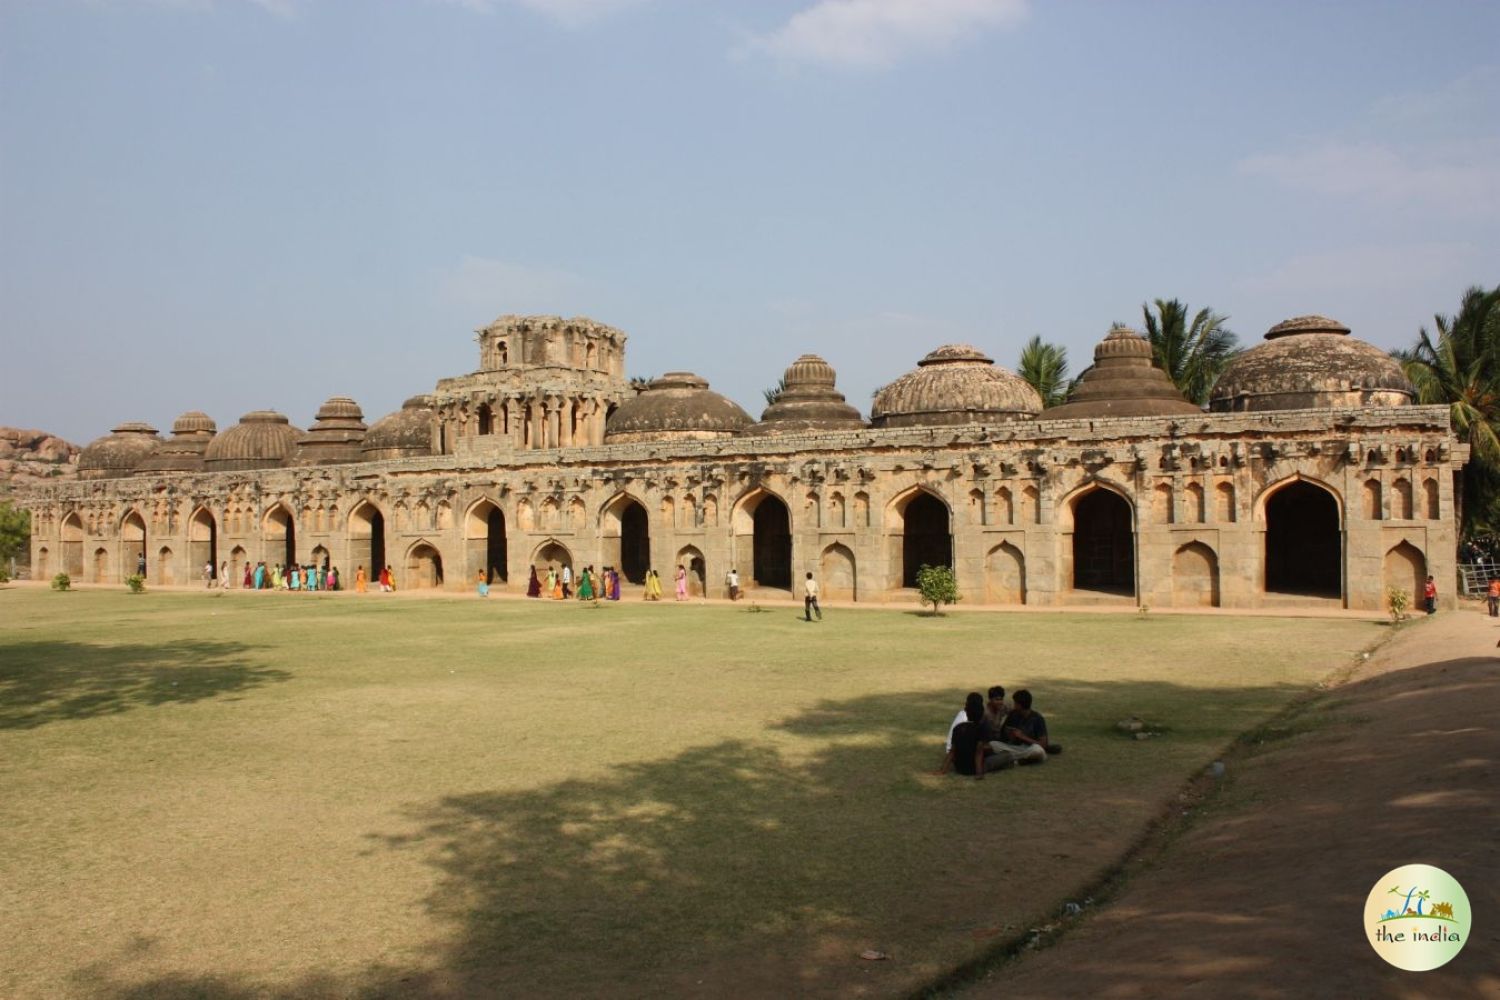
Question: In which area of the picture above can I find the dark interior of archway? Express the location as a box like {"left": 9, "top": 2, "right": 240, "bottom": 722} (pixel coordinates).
{"left": 477, "top": 404, "right": 493, "bottom": 436}
{"left": 369, "top": 511, "right": 385, "bottom": 577}
{"left": 621, "top": 503, "right": 650, "bottom": 584}
{"left": 1265, "top": 482, "right": 1340, "bottom": 596}
{"left": 284, "top": 517, "right": 296, "bottom": 568}
{"left": 1073, "top": 490, "right": 1134, "bottom": 593}
{"left": 753, "top": 498, "right": 792, "bottom": 588}
{"left": 486, "top": 508, "right": 508, "bottom": 582}
{"left": 902, "top": 493, "right": 952, "bottom": 588}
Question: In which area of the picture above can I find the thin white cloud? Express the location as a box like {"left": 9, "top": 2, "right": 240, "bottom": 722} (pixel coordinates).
{"left": 1238, "top": 140, "right": 1500, "bottom": 219}
{"left": 746, "top": 0, "right": 1028, "bottom": 69}
{"left": 438, "top": 256, "right": 586, "bottom": 315}
{"left": 1235, "top": 242, "right": 1482, "bottom": 297}
{"left": 429, "top": 0, "right": 649, "bottom": 27}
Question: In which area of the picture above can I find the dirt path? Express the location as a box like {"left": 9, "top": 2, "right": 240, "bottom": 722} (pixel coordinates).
{"left": 958, "top": 607, "right": 1500, "bottom": 1000}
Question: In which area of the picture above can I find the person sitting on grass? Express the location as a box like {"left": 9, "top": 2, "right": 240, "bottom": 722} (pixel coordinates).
{"left": 1003, "top": 689, "right": 1062, "bottom": 758}
{"left": 983, "top": 685, "right": 1046, "bottom": 766}
{"left": 935, "top": 693, "right": 1011, "bottom": 779}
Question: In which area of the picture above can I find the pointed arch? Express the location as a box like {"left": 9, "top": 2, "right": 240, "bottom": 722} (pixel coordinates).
{"left": 263, "top": 502, "right": 297, "bottom": 568}
{"left": 189, "top": 505, "right": 217, "bottom": 573}
{"left": 1261, "top": 477, "right": 1341, "bottom": 597}
{"left": 121, "top": 509, "right": 147, "bottom": 579}
{"left": 1362, "top": 479, "right": 1382, "bottom": 520}
{"left": 601, "top": 492, "right": 651, "bottom": 584}
{"left": 405, "top": 539, "right": 445, "bottom": 590}
{"left": 820, "top": 543, "right": 857, "bottom": 601}
{"left": 465, "top": 497, "right": 508, "bottom": 584}
{"left": 61, "top": 511, "right": 84, "bottom": 577}
{"left": 1382, "top": 541, "right": 1426, "bottom": 604}
{"left": 1423, "top": 478, "right": 1440, "bottom": 519}
{"left": 531, "top": 538, "right": 573, "bottom": 576}
{"left": 676, "top": 545, "right": 706, "bottom": 597}
{"left": 347, "top": 499, "right": 386, "bottom": 581}
{"left": 1063, "top": 483, "right": 1135, "bottom": 595}
{"left": 985, "top": 541, "right": 1026, "bottom": 604}
{"left": 1172, "top": 542, "right": 1220, "bottom": 607}
{"left": 886, "top": 486, "right": 952, "bottom": 589}
{"left": 732, "top": 487, "right": 792, "bottom": 590}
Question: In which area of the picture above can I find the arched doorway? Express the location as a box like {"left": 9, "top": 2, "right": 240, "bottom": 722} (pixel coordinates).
{"left": 155, "top": 546, "right": 175, "bottom": 586}
{"left": 264, "top": 504, "right": 297, "bottom": 567}
{"left": 1071, "top": 488, "right": 1134, "bottom": 595}
{"left": 676, "top": 546, "right": 706, "bottom": 596}
{"left": 349, "top": 501, "right": 386, "bottom": 582}
{"left": 533, "top": 540, "right": 573, "bottom": 578}
{"left": 820, "top": 543, "right": 857, "bottom": 601}
{"left": 466, "top": 500, "right": 508, "bottom": 584}
{"left": 1382, "top": 541, "right": 1426, "bottom": 604}
{"left": 601, "top": 495, "right": 650, "bottom": 584}
{"left": 36, "top": 547, "right": 50, "bottom": 579}
{"left": 122, "top": 511, "right": 147, "bottom": 579}
{"left": 189, "top": 507, "right": 217, "bottom": 576}
{"left": 898, "top": 490, "right": 952, "bottom": 588}
{"left": 406, "top": 542, "right": 444, "bottom": 589}
{"left": 1264, "top": 481, "right": 1340, "bottom": 596}
{"left": 229, "top": 545, "right": 247, "bottom": 587}
{"left": 61, "top": 513, "right": 83, "bottom": 577}
{"left": 93, "top": 547, "right": 109, "bottom": 583}
{"left": 477, "top": 403, "right": 493, "bottom": 436}
{"left": 735, "top": 490, "right": 792, "bottom": 591}
{"left": 985, "top": 542, "right": 1026, "bottom": 604}
{"left": 1172, "top": 542, "right": 1220, "bottom": 607}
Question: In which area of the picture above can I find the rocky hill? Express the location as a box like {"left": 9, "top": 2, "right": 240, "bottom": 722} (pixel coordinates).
{"left": 0, "top": 427, "right": 79, "bottom": 496}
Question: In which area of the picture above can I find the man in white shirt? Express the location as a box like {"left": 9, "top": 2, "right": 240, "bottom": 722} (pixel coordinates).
{"left": 727, "top": 567, "right": 741, "bottom": 601}
{"left": 803, "top": 571, "right": 822, "bottom": 621}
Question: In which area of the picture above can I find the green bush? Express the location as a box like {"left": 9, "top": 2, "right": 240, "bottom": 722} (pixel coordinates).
{"left": 125, "top": 574, "right": 147, "bottom": 594}
{"left": 51, "top": 572, "right": 71, "bottom": 592}
{"left": 0, "top": 565, "right": 10, "bottom": 585}
{"left": 915, "top": 564, "right": 960, "bottom": 615}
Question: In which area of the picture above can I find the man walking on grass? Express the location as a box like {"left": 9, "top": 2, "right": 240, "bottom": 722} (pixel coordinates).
{"left": 803, "top": 571, "right": 822, "bottom": 622}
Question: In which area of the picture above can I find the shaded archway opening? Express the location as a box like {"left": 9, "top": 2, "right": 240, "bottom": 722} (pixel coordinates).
{"left": 1382, "top": 541, "right": 1426, "bottom": 604}
{"left": 189, "top": 508, "right": 217, "bottom": 573}
{"left": 1072, "top": 489, "right": 1134, "bottom": 594}
{"left": 621, "top": 502, "right": 650, "bottom": 584}
{"left": 466, "top": 502, "right": 508, "bottom": 584}
{"left": 92, "top": 547, "right": 109, "bottom": 583}
{"left": 155, "top": 546, "right": 175, "bottom": 586}
{"left": 677, "top": 546, "right": 706, "bottom": 596}
{"left": 901, "top": 492, "right": 952, "bottom": 588}
{"left": 349, "top": 503, "right": 386, "bottom": 582}
{"left": 752, "top": 496, "right": 792, "bottom": 589}
{"left": 62, "top": 513, "right": 84, "bottom": 577}
{"left": 477, "top": 403, "right": 493, "bottom": 436}
{"left": 534, "top": 541, "right": 573, "bottom": 577}
{"left": 1265, "top": 481, "right": 1340, "bottom": 597}
{"left": 407, "top": 543, "right": 444, "bottom": 589}
{"left": 264, "top": 506, "right": 296, "bottom": 568}
{"left": 820, "top": 543, "right": 857, "bottom": 601}
{"left": 122, "top": 512, "right": 147, "bottom": 579}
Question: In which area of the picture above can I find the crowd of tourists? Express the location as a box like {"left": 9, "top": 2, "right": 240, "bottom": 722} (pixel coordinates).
{"left": 936, "top": 687, "right": 1062, "bottom": 779}
{"left": 513, "top": 563, "right": 701, "bottom": 602}
{"left": 199, "top": 559, "right": 403, "bottom": 593}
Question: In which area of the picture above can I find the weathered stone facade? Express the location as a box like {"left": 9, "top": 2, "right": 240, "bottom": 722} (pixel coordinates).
{"left": 22, "top": 314, "right": 1467, "bottom": 611}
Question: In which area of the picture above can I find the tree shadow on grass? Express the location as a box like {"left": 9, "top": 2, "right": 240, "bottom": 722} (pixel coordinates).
{"left": 0, "top": 640, "right": 290, "bottom": 730}
{"left": 75, "top": 678, "right": 1313, "bottom": 1000}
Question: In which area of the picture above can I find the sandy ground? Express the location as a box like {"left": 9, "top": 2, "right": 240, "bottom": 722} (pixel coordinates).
{"left": 960, "top": 606, "right": 1500, "bottom": 1000}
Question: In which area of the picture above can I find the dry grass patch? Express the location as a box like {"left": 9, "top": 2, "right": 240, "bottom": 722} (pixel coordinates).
{"left": 0, "top": 589, "right": 1380, "bottom": 998}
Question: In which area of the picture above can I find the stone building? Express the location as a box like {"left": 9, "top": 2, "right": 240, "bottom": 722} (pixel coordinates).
{"left": 22, "top": 312, "right": 1465, "bottom": 611}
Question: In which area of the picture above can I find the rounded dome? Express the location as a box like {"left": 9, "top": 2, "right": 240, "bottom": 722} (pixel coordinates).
{"left": 79, "top": 422, "right": 162, "bottom": 479}
{"left": 605, "top": 372, "right": 752, "bottom": 443}
{"left": 362, "top": 395, "right": 436, "bottom": 459}
{"left": 871, "top": 344, "right": 1041, "bottom": 428}
{"left": 746, "top": 354, "right": 866, "bottom": 436}
{"left": 1041, "top": 328, "right": 1202, "bottom": 421}
{"left": 136, "top": 412, "right": 217, "bottom": 474}
{"left": 296, "top": 396, "right": 368, "bottom": 466}
{"left": 204, "top": 411, "right": 304, "bottom": 471}
{"left": 1210, "top": 315, "right": 1414, "bottom": 413}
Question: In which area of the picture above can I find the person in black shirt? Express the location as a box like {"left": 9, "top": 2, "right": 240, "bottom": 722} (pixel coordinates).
{"left": 935, "top": 693, "right": 1011, "bottom": 779}
{"left": 1003, "top": 689, "right": 1062, "bottom": 756}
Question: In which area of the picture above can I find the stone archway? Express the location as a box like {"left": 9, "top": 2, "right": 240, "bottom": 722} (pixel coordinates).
{"left": 820, "top": 543, "right": 857, "bottom": 601}
{"left": 189, "top": 507, "right": 217, "bottom": 577}
{"left": 892, "top": 489, "right": 952, "bottom": 589}
{"left": 1264, "top": 480, "right": 1340, "bottom": 597}
{"left": 601, "top": 494, "right": 651, "bottom": 584}
{"left": 121, "top": 511, "right": 147, "bottom": 579}
{"left": 348, "top": 501, "right": 385, "bottom": 583}
{"left": 61, "top": 513, "right": 83, "bottom": 577}
{"left": 733, "top": 489, "right": 791, "bottom": 591}
{"left": 676, "top": 546, "right": 706, "bottom": 596}
{"left": 466, "top": 499, "right": 508, "bottom": 584}
{"left": 532, "top": 540, "right": 573, "bottom": 577}
{"left": 1382, "top": 541, "right": 1426, "bottom": 605}
{"left": 1071, "top": 488, "right": 1134, "bottom": 595}
{"left": 1171, "top": 541, "right": 1220, "bottom": 607}
{"left": 406, "top": 541, "right": 444, "bottom": 590}
{"left": 92, "top": 547, "right": 110, "bottom": 583}
{"left": 263, "top": 504, "right": 297, "bottom": 568}
{"left": 985, "top": 541, "right": 1026, "bottom": 604}
{"left": 155, "top": 546, "right": 175, "bottom": 586}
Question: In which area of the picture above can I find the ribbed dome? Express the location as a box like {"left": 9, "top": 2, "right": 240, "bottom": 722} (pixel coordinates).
{"left": 296, "top": 396, "right": 368, "bottom": 466}
{"left": 1210, "top": 315, "right": 1413, "bottom": 413}
{"left": 79, "top": 422, "right": 162, "bottom": 479}
{"left": 746, "top": 354, "right": 867, "bottom": 436}
{"left": 1041, "top": 328, "right": 1202, "bottom": 421}
{"left": 871, "top": 344, "right": 1041, "bottom": 428}
{"left": 204, "top": 411, "right": 304, "bottom": 471}
{"left": 135, "top": 412, "right": 217, "bottom": 474}
{"left": 362, "top": 395, "right": 436, "bottom": 459}
{"left": 605, "top": 372, "right": 752, "bottom": 443}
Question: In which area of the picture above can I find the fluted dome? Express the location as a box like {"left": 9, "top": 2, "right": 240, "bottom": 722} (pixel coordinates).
{"left": 745, "top": 354, "right": 867, "bottom": 436}
{"left": 1209, "top": 315, "right": 1414, "bottom": 413}
{"left": 204, "top": 411, "right": 304, "bottom": 471}
{"left": 79, "top": 422, "right": 162, "bottom": 479}
{"left": 296, "top": 396, "right": 368, "bottom": 466}
{"left": 1041, "top": 328, "right": 1202, "bottom": 421}
{"left": 135, "top": 412, "right": 218, "bottom": 474}
{"left": 871, "top": 344, "right": 1041, "bottom": 428}
{"left": 605, "top": 372, "right": 752, "bottom": 443}
{"left": 362, "top": 395, "right": 436, "bottom": 460}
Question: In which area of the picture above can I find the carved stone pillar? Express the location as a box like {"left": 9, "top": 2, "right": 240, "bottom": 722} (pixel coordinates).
{"left": 545, "top": 397, "right": 561, "bottom": 450}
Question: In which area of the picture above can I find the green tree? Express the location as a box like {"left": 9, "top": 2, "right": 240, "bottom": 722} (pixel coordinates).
{"left": 1394, "top": 284, "right": 1500, "bottom": 532}
{"left": 1141, "top": 299, "right": 1239, "bottom": 405}
{"left": 915, "top": 564, "right": 960, "bottom": 615}
{"left": 1018, "top": 336, "right": 1071, "bottom": 407}
{"left": 762, "top": 376, "right": 787, "bottom": 407}
{"left": 0, "top": 501, "right": 30, "bottom": 565}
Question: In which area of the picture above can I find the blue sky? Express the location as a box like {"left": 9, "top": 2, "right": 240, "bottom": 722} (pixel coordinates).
{"left": 3, "top": 0, "right": 1497, "bottom": 445}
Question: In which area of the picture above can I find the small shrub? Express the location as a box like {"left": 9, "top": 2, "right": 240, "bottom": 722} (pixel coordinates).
{"left": 1386, "top": 587, "right": 1410, "bottom": 623}
{"left": 915, "top": 564, "right": 960, "bottom": 615}
{"left": 51, "top": 572, "right": 71, "bottom": 591}
{"left": 0, "top": 566, "right": 10, "bottom": 585}
{"left": 125, "top": 574, "right": 147, "bottom": 594}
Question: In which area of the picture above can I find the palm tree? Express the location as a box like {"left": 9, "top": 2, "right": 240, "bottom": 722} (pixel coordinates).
{"left": 1394, "top": 284, "right": 1500, "bottom": 532}
{"left": 763, "top": 376, "right": 787, "bottom": 407}
{"left": 1018, "top": 336, "right": 1071, "bottom": 408}
{"left": 1141, "top": 299, "right": 1239, "bottom": 406}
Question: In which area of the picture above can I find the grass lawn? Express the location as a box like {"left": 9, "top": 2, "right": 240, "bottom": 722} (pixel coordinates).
{"left": 0, "top": 587, "right": 1381, "bottom": 999}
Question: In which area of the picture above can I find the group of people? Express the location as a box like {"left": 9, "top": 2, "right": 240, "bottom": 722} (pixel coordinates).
{"left": 518, "top": 564, "right": 698, "bottom": 602}
{"left": 936, "top": 687, "right": 1062, "bottom": 779}
{"left": 199, "top": 560, "right": 396, "bottom": 594}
